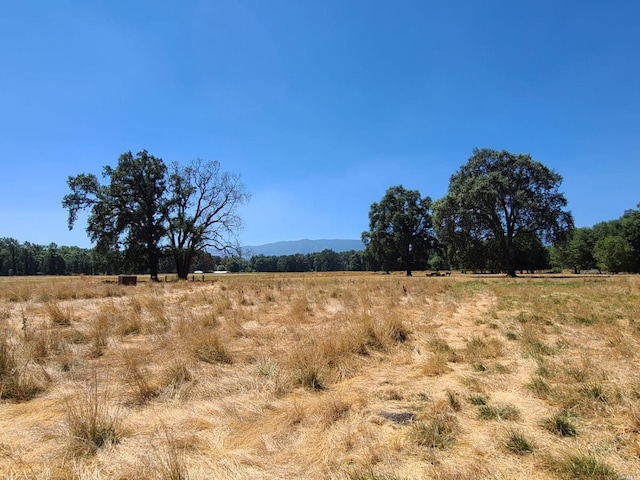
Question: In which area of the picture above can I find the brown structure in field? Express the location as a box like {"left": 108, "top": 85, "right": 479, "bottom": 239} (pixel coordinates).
{"left": 118, "top": 275, "right": 137, "bottom": 286}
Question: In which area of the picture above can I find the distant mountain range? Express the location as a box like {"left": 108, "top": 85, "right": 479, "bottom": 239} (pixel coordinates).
{"left": 242, "top": 239, "right": 364, "bottom": 257}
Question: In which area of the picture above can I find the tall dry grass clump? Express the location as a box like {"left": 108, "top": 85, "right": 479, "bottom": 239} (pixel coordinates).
{"left": 0, "top": 329, "right": 45, "bottom": 401}
{"left": 64, "top": 372, "right": 124, "bottom": 455}
{"left": 44, "top": 300, "right": 74, "bottom": 326}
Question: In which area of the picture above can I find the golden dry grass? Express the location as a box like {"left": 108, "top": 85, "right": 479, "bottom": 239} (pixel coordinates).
{"left": 0, "top": 273, "right": 639, "bottom": 479}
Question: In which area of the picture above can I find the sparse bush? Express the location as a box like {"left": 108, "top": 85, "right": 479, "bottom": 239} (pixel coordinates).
{"left": 464, "top": 336, "right": 503, "bottom": 361}
{"left": 294, "top": 362, "right": 325, "bottom": 391}
{"left": 346, "top": 470, "right": 401, "bottom": 480}
{"left": 524, "top": 338, "right": 556, "bottom": 359}
{"left": 160, "top": 361, "right": 194, "bottom": 400}
{"left": 582, "top": 383, "right": 608, "bottom": 403}
{"left": 88, "top": 308, "right": 112, "bottom": 358}
{"left": 123, "top": 351, "right": 159, "bottom": 404}
{"left": 503, "top": 330, "right": 518, "bottom": 340}
{"left": 428, "top": 338, "right": 460, "bottom": 362}
{"left": 353, "top": 313, "right": 411, "bottom": 354}
{"left": 422, "top": 352, "right": 452, "bottom": 376}
{"left": 150, "top": 427, "right": 191, "bottom": 480}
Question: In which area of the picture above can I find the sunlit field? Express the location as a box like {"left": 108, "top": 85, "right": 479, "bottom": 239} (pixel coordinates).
{"left": 1, "top": 273, "right": 639, "bottom": 479}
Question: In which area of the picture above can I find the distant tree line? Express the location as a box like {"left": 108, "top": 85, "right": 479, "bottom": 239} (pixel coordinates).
{"left": 3, "top": 147, "right": 638, "bottom": 277}
{"left": 550, "top": 207, "right": 640, "bottom": 273}
{"left": 0, "top": 240, "right": 96, "bottom": 276}
{"left": 0, "top": 240, "right": 369, "bottom": 276}
{"left": 3, "top": 202, "right": 639, "bottom": 276}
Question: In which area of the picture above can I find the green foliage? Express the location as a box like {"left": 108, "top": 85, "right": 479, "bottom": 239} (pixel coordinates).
{"left": 553, "top": 227, "right": 597, "bottom": 273}
{"left": 63, "top": 150, "right": 168, "bottom": 279}
{"left": 0, "top": 239, "right": 97, "bottom": 276}
{"left": 433, "top": 148, "right": 573, "bottom": 276}
{"left": 594, "top": 235, "right": 634, "bottom": 273}
{"left": 362, "top": 185, "right": 436, "bottom": 276}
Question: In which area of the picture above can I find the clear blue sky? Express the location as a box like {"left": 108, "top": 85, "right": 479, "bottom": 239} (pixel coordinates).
{"left": 1, "top": 0, "right": 639, "bottom": 248}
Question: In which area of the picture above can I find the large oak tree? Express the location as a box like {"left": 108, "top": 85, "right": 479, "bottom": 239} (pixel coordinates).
{"left": 362, "top": 185, "right": 436, "bottom": 276}
{"left": 433, "top": 148, "right": 573, "bottom": 276}
{"left": 63, "top": 150, "right": 248, "bottom": 280}
{"left": 63, "top": 150, "right": 168, "bottom": 280}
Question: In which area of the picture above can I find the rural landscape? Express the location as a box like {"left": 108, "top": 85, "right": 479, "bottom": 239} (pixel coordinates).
{"left": 1, "top": 272, "right": 639, "bottom": 479}
{"left": 1, "top": 147, "right": 639, "bottom": 480}
{"left": 2, "top": 3, "right": 640, "bottom": 479}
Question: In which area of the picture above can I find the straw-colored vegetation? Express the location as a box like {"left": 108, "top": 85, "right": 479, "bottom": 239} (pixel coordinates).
{"left": 0, "top": 272, "right": 639, "bottom": 479}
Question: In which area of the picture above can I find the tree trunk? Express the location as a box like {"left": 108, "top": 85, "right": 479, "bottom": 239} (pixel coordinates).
{"left": 406, "top": 269, "right": 412, "bottom": 276}
{"left": 175, "top": 251, "right": 193, "bottom": 280}
{"left": 150, "top": 262, "right": 159, "bottom": 282}
{"left": 505, "top": 235, "right": 517, "bottom": 277}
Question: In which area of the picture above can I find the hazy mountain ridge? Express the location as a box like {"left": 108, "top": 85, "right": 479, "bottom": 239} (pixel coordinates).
{"left": 242, "top": 239, "right": 364, "bottom": 257}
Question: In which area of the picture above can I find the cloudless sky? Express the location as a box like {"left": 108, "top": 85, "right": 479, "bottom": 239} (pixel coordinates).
{"left": 1, "top": 0, "right": 639, "bottom": 248}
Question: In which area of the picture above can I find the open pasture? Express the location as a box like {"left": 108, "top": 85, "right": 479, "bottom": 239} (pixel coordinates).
{"left": 1, "top": 273, "right": 639, "bottom": 479}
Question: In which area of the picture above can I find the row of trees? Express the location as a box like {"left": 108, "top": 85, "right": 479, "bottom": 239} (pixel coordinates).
{"left": 0, "top": 240, "right": 97, "bottom": 276}
{"left": 5, "top": 147, "right": 635, "bottom": 278}
{"left": 0, "top": 239, "right": 368, "bottom": 276}
{"left": 363, "top": 148, "right": 582, "bottom": 276}
{"left": 63, "top": 151, "right": 249, "bottom": 280}
{"left": 244, "top": 250, "right": 368, "bottom": 272}
{"left": 551, "top": 208, "right": 640, "bottom": 273}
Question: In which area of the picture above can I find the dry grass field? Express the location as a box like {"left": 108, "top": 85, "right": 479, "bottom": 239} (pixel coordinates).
{"left": 1, "top": 272, "right": 639, "bottom": 479}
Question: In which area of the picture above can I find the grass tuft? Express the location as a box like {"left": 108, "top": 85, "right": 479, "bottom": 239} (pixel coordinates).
{"left": 504, "top": 429, "right": 534, "bottom": 454}
{"left": 526, "top": 375, "right": 554, "bottom": 398}
{"left": 478, "top": 404, "right": 520, "bottom": 421}
{"left": 543, "top": 411, "right": 578, "bottom": 437}
{"left": 65, "top": 373, "right": 123, "bottom": 455}
{"left": 410, "top": 409, "right": 458, "bottom": 448}
{"left": 467, "top": 395, "right": 487, "bottom": 406}
{"left": 152, "top": 427, "right": 191, "bottom": 480}
{"left": 552, "top": 452, "right": 619, "bottom": 479}
{"left": 44, "top": 300, "right": 73, "bottom": 326}
{"left": 192, "top": 331, "right": 232, "bottom": 364}
{"left": 0, "top": 332, "right": 44, "bottom": 401}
